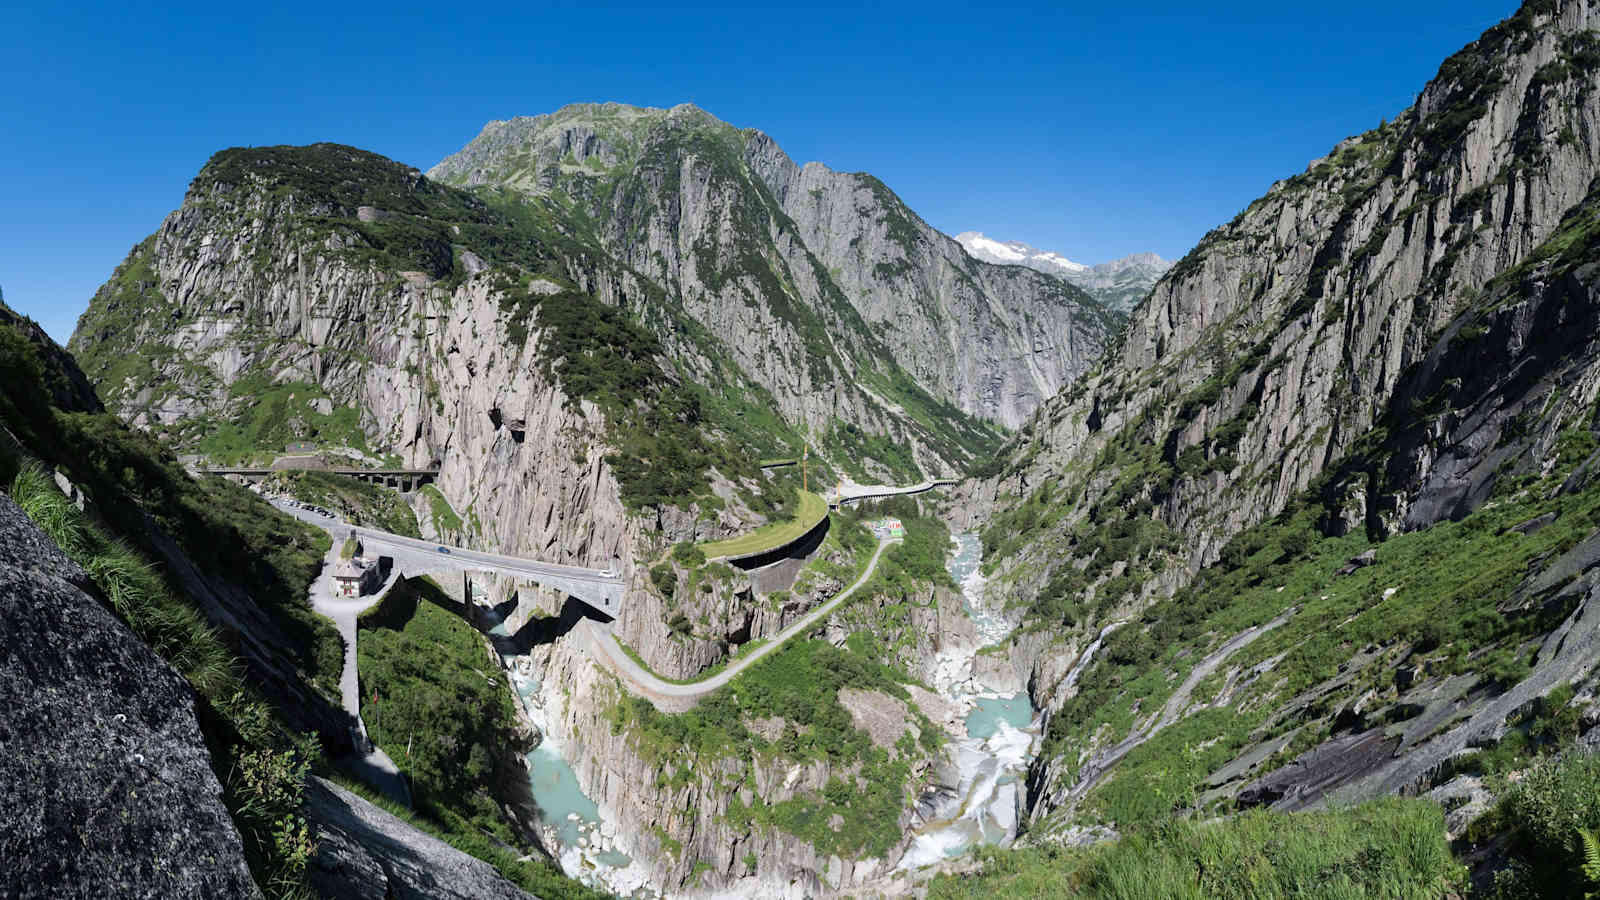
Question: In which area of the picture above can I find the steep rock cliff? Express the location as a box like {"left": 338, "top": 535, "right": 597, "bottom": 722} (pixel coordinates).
{"left": 960, "top": 0, "right": 1600, "bottom": 832}
{"left": 430, "top": 103, "right": 1119, "bottom": 432}
{"left": 974, "top": 0, "right": 1600, "bottom": 634}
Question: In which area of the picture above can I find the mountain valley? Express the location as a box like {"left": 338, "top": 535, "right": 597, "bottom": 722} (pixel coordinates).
{"left": 7, "top": 2, "right": 1600, "bottom": 898}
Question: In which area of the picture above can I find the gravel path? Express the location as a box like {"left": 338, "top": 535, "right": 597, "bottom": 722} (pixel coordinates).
{"left": 1064, "top": 607, "right": 1297, "bottom": 807}
{"left": 292, "top": 508, "right": 412, "bottom": 806}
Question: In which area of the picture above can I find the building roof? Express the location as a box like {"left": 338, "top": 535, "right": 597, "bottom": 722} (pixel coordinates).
{"left": 333, "top": 560, "right": 366, "bottom": 580}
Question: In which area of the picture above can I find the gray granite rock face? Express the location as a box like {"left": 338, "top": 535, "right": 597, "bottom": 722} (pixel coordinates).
{"left": 0, "top": 492, "right": 260, "bottom": 899}
{"left": 955, "top": 0, "right": 1600, "bottom": 826}
{"left": 303, "top": 777, "right": 539, "bottom": 900}
{"left": 968, "top": 0, "right": 1600, "bottom": 664}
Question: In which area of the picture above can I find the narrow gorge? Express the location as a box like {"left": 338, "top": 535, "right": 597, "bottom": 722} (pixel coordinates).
{"left": 9, "top": 2, "right": 1600, "bottom": 897}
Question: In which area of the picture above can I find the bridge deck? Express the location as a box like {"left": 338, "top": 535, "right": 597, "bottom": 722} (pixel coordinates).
{"left": 203, "top": 467, "right": 440, "bottom": 476}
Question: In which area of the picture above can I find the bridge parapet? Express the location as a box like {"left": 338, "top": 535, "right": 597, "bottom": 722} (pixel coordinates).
{"left": 368, "top": 542, "right": 623, "bottom": 619}
{"left": 202, "top": 466, "right": 440, "bottom": 491}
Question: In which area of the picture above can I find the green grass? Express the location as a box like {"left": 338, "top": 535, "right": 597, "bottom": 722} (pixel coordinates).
{"left": 418, "top": 483, "right": 463, "bottom": 534}
{"left": 1038, "top": 428, "right": 1600, "bottom": 830}
{"left": 356, "top": 577, "right": 523, "bottom": 846}
{"left": 927, "top": 797, "right": 1462, "bottom": 899}
{"left": 7, "top": 461, "right": 331, "bottom": 897}
{"left": 697, "top": 489, "right": 828, "bottom": 558}
{"left": 0, "top": 319, "right": 340, "bottom": 699}
{"left": 270, "top": 470, "right": 419, "bottom": 538}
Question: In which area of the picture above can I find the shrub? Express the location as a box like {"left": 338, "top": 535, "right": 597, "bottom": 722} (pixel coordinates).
{"left": 1485, "top": 753, "right": 1600, "bottom": 895}
{"left": 357, "top": 578, "right": 522, "bottom": 843}
{"left": 671, "top": 541, "right": 706, "bottom": 567}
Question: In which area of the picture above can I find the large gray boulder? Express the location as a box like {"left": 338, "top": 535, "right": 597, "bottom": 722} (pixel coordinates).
{"left": 0, "top": 492, "right": 259, "bottom": 898}
{"left": 303, "top": 776, "right": 541, "bottom": 900}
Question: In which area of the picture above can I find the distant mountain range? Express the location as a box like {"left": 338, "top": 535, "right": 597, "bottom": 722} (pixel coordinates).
{"left": 955, "top": 231, "right": 1171, "bottom": 312}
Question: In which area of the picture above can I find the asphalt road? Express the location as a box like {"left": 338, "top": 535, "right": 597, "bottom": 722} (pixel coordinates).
{"left": 830, "top": 478, "right": 957, "bottom": 506}
{"left": 270, "top": 500, "right": 620, "bottom": 585}
{"left": 581, "top": 536, "right": 898, "bottom": 705}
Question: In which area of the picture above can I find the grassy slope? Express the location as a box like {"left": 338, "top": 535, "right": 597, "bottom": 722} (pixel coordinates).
{"left": 928, "top": 798, "right": 1462, "bottom": 899}
{"left": 356, "top": 579, "right": 518, "bottom": 838}
{"left": 353, "top": 577, "right": 615, "bottom": 897}
{"left": 0, "top": 309, "right": 340, "bottom": 895}
{"left": 698, "top": 490, "right": 827, "bottom": 558}
{"left": 1030, "top": 429, "right": 1599, "bottom": 832}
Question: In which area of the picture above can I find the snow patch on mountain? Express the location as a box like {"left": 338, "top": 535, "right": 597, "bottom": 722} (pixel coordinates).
{"left": 954, "top": 232, "right": 1172, "bottom": 313}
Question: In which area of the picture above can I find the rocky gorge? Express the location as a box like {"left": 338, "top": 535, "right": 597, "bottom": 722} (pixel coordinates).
{"left": 10, "top": 1, "right": 1600, "bottom": 895}
{"left": 55, "top": 113, "right": 1125, "bottom": 896}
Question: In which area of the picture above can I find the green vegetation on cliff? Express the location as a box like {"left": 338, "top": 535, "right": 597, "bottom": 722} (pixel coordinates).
{"left": 610, "top": 502, "right": 954, "bottom": 863}
{"left": 0, "top": 308, "right": 336, "bottom": 897}
{"left": 351, "top": 576, "right": 614, "bottom": 897}
{"left": 0, "top": 315, "right": 339, "bottom": 697}
{"left": 356, "top": 578, "right": 521, "bottom": 842}
{"left": 194, "top": 375, "right": 372, "bottom": 465}
{"left": 1039, "top": 430, "right": 1600, "bottom": 830}
{"left": 611, "top": 636, "right": 940, "bottom": 860}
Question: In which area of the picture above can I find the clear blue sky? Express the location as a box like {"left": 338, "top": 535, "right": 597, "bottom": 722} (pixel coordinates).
{"left": 2, "top": 0, "right": 1517, "bottom": 341}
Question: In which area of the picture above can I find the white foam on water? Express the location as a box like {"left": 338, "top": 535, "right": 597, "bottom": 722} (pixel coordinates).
{"left": 897, "top": 533, "right": 1043, "bottom": 871}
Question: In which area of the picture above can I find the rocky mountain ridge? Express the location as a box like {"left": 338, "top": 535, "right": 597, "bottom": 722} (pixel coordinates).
{"left": 955, "top": 231, "right": 1172, "bottom": 312}
{"left": 956, "top": 0, "right": 1600, "bottom": 843}
{"left": 54, "top": 108, "right": 1115, "bottom": 896}
{"left": 430, "top": 103, "right": 1121, "bottom": 430}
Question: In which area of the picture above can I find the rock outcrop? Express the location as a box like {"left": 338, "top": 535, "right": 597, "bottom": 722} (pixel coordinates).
{"left": 304, "top": 777, "right": 540, "bottom": 900}
{"left": 0, "top": 491, "right": 259, "bottom": 899}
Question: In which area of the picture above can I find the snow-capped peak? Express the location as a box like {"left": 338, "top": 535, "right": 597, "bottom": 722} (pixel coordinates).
{"left": 955, "top": 232, "right": 1087, "bottom": 273}
{"left": 954, "top": 231, "right": 1173, "bottom": 314}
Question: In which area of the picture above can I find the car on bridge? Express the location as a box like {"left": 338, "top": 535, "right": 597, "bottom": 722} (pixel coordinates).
{"left": 436, "top": 546, "right": 451, "bottom": 555}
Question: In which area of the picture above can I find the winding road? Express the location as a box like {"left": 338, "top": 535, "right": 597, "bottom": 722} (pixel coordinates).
{"left": 294, "top": 509, "right": 412, "bottom": 806}
{"left": 581, "top": 536, "right": 899, "bottom": 708}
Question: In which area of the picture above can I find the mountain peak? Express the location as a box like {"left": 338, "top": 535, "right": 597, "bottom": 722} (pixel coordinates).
{"left": 954, "top": 231, "right": 1170, "bottom": 312}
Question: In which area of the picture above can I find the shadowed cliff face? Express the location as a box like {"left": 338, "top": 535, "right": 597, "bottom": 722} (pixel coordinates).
{"left": 954, "top": 0, "right": 1600, "bottom": 835}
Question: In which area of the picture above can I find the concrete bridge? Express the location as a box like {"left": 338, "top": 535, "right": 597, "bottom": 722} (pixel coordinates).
{"left": 828, "top": 478, "right": 957, "bottom": 508}
{"left": 271, "top": 501, "right": 623, "bottom": 616}
{"left": 205, "top": 466, "right": 440, "bottom": 492}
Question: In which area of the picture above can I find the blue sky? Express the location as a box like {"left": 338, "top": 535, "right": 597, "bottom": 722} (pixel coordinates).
{"left": 2, "top": 0, "right": 1517, "bottom": 341}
